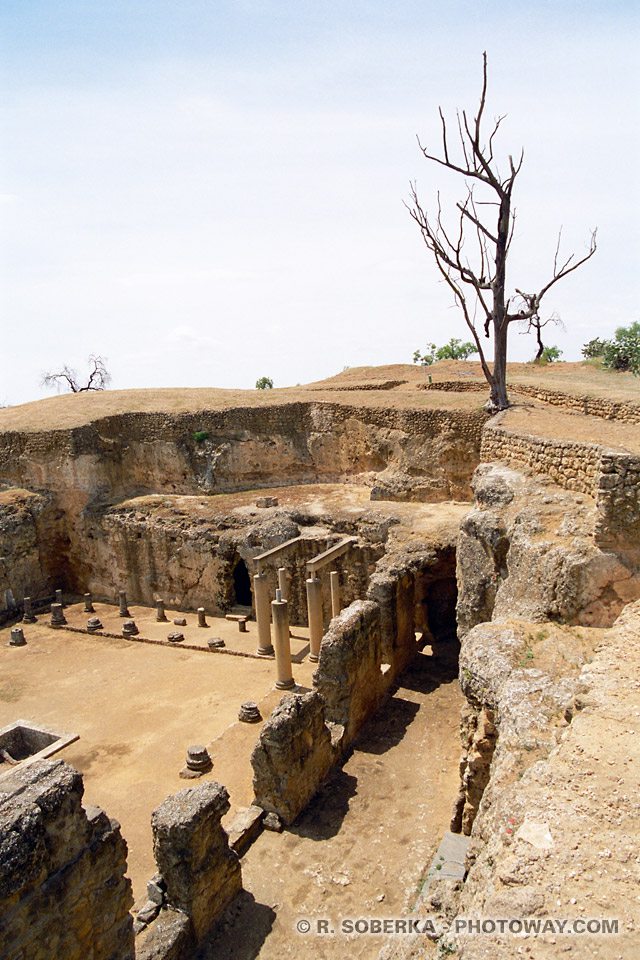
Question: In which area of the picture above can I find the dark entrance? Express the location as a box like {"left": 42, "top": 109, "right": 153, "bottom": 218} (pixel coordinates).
{"left": 233, "top": 559, "right": 252, "bottom": 607}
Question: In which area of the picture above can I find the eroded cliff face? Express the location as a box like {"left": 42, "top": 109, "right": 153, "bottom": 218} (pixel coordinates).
{"left": 456, "top": 463, "right": 640, "bottom": 635}
{"left": 0, "top": 402, "right": 484, "bottom": 613}
{"left": 0, "top": 489, "right": 67, "bottom": 621}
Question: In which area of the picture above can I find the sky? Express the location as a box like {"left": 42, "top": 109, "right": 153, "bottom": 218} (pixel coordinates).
{"left": 1, "top": 1, "right": 638, "bottom": 406}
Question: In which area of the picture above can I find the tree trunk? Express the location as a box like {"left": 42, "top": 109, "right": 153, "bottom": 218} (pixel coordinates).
{"left": 487, "top": 321, "right": 509, "bottom": 411}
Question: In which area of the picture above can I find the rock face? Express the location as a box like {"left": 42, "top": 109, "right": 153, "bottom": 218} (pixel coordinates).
{"left": 251, "top": 691, "right": 336, "bottom": 826}
{"left": 457, "top": 463, "right": 640, "bottom": 635}
{"left": 0, "top": 489, "right": 60, "bottom": 623}
{"left": 0, "top": 760, "right": 134, "bottom": 960}
{"left": 151, "top": 781, "right": 241, "bottom": 942}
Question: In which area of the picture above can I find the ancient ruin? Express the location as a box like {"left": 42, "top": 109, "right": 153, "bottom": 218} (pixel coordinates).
{"left": 0, "top": 360, "right": 639, "bottom": 959}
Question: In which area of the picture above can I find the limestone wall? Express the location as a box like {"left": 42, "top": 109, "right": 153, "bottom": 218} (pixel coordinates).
{"left": 251, "top": 691, "right": 336, "bottom": 825}
{"left": 424, "top": 379, "right": 640, "bottom": 424}
{"left": 312, "top": 600, "right": 387, "bottom": 746}
{"left": 0, "top": 401, "right": 484, "bottom": 612}
{"left": 0, "top": 759, "right": 134, "bottom": 960}
{"left": 149, "top": 781, "right": 242, "bottom": 946}
{"left": 0, "top": 489, "right": 65, "bottom": 623}
{"left": 481, "top": 423, "right": 640, "bottom": 551}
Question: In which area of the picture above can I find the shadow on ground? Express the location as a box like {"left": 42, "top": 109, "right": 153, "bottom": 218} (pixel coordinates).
{"left": 195, "top": 892, "right": 276, "bottom": 960}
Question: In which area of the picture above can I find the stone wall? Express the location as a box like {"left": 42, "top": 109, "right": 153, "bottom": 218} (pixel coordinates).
{"left": 480, "top": 422, "right": 599, "bottom": 494}
{"left": 0, "top": 489, "right": 64, "bottom": 624}
{"left": 0, "top": 401, "right": 484, "bottom": 612}
{"left": 423, "top": 379, "right": 640, "bottom": 424}
{"left": 481, "top": 423, "right": 640, "bottom": 552}
{"left": 251, "top": 691, "right": 336, "bottom": 825}
{"left": 0, "top": 759, "right": 134, "bottom": 960}
{"left": 312, "top": 600, "right": 387, "bottom": 746}
{"left": 150, "top": 781, "right": 242, "bottom": 944}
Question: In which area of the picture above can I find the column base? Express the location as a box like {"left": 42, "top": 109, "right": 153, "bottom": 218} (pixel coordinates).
{"left": 275, "top": 677, "right": 296, "bottom": 690}
{"left": 256, "top": 646, "right": 275, "bottom": 658}
{"left": 308, "top": 653, "right": 319, "bottom": 663}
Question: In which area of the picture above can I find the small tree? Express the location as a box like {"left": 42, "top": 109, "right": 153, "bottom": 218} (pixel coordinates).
{"left": 407, "top": 53, "right": 597, "bottom": 411}
{"left": 582, "top": 338, "right": 606, "bottom": 359}
{"left": 538, "top": 345, "right": 563, "bottom": 364}
{"left": 414, "top": 338, "right": 478, "bottom": 364}
{"left": 42, "top": 355, "right": 111, "bottom": 393}
{"left": 520, "top": 312, "right": 565, "bottom": 362}
{"left": 601, "top": 322, "right": 640, "bottom": 375}
{"left": 255, "top": 376, "right": 274, "bottom": 390}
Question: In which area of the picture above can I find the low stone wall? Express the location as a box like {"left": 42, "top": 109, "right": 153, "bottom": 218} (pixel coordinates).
{"left": 481, "top": 423, "right": 640, "bottom": 550}
{"left": 251, "top": 691, "right": 336, "bottom": 825}
{"left": 480, "top": 423, "right": 599, "bottom": 494}
{"left": 423, "top": 379, "right": 640, "bottom": 424}
{"left": 150, "top": 781, "right": 242, "bottom": 945}
{"left": 595, "top": 451, "right": 640, "bottom": 550}
{"left": 0, "top": 759, "right": 134, "bottom": 960}
{"left": 514, "top": 383, "right": 640, "bottom": 423}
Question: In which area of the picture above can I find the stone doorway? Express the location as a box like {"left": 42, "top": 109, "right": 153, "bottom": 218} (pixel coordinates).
{"left": 233, "top": 559, "right": 252, "bottom": 607}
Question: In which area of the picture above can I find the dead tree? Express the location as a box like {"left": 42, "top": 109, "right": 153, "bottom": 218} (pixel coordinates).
{"left": 406, "top": 53, "right": 596, "bottom": 411}
{"left": 519, "top": 308, "right": 565, "bottom": 363}
{"left": 42, "top": 355, "right": 111, "bottom": 393}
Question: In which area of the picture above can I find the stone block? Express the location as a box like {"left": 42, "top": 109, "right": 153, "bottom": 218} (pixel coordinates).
{"left": 151, "top": 781, "right": 241, "bottom": 941}
{"left": 251, "top": 691, "right": 336, "bottom": 825}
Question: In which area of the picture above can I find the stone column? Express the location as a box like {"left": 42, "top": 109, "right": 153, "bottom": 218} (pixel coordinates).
{"left": 50, "top": 603, "right": 67, "bottom": 627}
{"left": 306, "top": 575, "right": 323, "bottom": 663}
{"left": 272, "top": 592, "right": 295, "bottom": 690}
{"left": 254, "top": 572, "right": 273, "bottom": 656}
{"left": 277, "top": 567, "right": 288, "bottom": 601}
{"left": 197, "top": 607, "right": 208, "bottom": 628}
{"left": 330, "top": 570, "right": 340, "bottom": 619}
{"left": 55, "top": 589, "right": 63, "bottom": 607}
{"left": 22, "top": 596, "right": 36, "bottom": 623}
{"left": 83, "top": 593, "right": 94, "bottom": 613}
{"left": 156, "top": 598, "right": 168, "bottom": 622}
{"left": 118, "top": 590, "right": 130, "bottom": 617}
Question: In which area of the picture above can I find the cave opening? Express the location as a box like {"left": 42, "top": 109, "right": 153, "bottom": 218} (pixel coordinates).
{"left": 233, "top": 559, "right": 253, "bottom": 607}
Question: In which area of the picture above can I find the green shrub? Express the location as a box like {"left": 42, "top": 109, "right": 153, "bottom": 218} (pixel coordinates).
{"left": 193, "top": 430, "right": 209, "bottom": 443}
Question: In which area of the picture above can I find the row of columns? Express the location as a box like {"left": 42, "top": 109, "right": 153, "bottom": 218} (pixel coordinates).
{"left": 253, "top": 565, "right": 341, "bottom": 686}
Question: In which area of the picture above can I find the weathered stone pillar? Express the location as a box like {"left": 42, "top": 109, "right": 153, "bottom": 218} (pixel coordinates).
{"left": 197, "top": 607, "right": 208, "bottom": 628}
{"left": 50, "top": 602, "right": 67, "bottom": 627}
{"left": 330, "top": 570, "right": 340, "bottom": 619}
{"left": 55, "top": 589, "right": 63, "bottom": 607}
{"left": 84, "top": 592, "right": 94, "bottom": 613}
{"left": 118, "top": 590, "right": 130, "bottom": 617}
{"left": 306, "top": 575, "right": 323, "bottom": 662}
{"left": 156, "top": 598, "right": 168, "bottom": 622}
{"left": 9, "top": 627, "right": 26, "bottom": 646}
{"left": 277, "top": 567, "right": 288, "bottom": 601}
{"left": 254, "top": 572, "right": 273, "bottom": 656}
{"left": 22, "top": 596, "right": 36, "bottom": 623}
{"left": 272, "top": 593, "right": 295, "bottom": 690}
{"left": 151, "top": 781, "right": 242, "bottom": 942}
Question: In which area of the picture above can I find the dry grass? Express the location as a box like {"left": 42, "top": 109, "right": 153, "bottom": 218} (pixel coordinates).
{"left": 0, "top": 360, "right": 638, "bottom": 437}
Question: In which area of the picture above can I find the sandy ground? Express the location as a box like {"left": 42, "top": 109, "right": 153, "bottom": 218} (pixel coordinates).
{"left": 0, "top": 606, "right": 316, "bottom": 903}
{"left": 195, "top": 643, "right": 463, "bottom": 960}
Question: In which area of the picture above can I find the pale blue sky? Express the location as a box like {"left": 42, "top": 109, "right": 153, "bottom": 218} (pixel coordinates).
{"left": 1, "top": 1, "right": 638, "bottom": 404}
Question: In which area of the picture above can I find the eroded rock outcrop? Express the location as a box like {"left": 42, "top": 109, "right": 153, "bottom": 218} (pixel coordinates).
{"left": 457, "top": 463, "right": 640, "bottom": 635}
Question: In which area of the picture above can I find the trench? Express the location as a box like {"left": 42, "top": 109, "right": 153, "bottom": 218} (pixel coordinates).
{"left": 196, "top": 572, "right": 463, "bottom": 960}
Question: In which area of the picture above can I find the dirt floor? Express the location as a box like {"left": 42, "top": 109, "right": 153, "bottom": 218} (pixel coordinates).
{"left": 0, "top": 605, "right": 316, "bottom": 903}
{"left": 195, "top": 642, "right": 463, "bottom": 960}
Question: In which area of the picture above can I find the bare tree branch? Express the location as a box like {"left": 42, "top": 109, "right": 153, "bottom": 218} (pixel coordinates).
{"left": 407, "top": 54, "right": 597, "bottom": 410}
{"left": 42, "top": 356, "right": 111, "bottom": 394}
